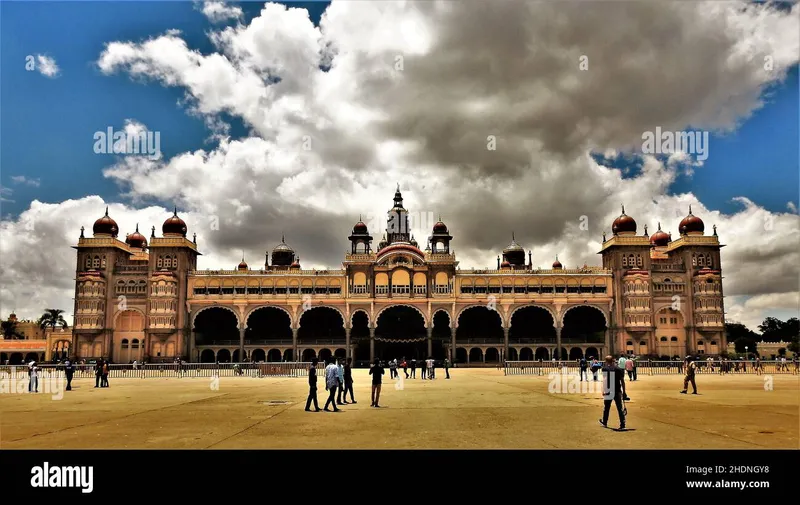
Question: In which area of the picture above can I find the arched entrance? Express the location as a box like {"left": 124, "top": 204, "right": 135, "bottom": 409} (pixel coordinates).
{"left": 251, "top": 349, "right": 266, "bottom": 362}
{"left": 509, "top": 306, "right": 556, "bottom": 345}
{"left": 200, "top": 349, "right": 216, "bottom": 363}
{"left": 375, "top": 306, "right": 427, "bottom": 360}
{"left": 114, "top": 310, "right": 145, "bottom": 363}
{"left": 351, "top": 310, "right": 370, "bottom": 362}
{"left": 562, "top": 306, "right": 607, "bottom": 357}
{"left": 431, "top": 310, "right": 451, "bottom": 360}
{"left": 267, "top": 349, "right": 282, "bottom": 362}
{"left": 217, "top": 349, "right": 231, "bottom": 362}
{"left": 246, "top": 307, "right": 292, "bottom": 344}
{"left": 456, "top": 306, "right": 503, "bottom": 362}
{"left": 194, "top": 307, "right": 239, "bottom": 345}
{"left": 297, "top": 307, "right": 345, "bottom": 345}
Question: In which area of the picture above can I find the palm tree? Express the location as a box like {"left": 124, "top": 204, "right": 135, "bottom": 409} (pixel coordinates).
{"left": 38, "top": 309, "right": 68, "bottom": 333}
{"left": 1, "top": 319, "right": 25, "bottom": 339}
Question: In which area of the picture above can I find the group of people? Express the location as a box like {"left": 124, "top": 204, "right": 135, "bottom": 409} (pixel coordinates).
{"left": 305, "top": 357, "right": 358, "bottom": 412}
{"left": 580, "top": 356, "right": 638, "bottom": 382}
{"left": 387, "top": 357, "right": 451, "bottom": 380}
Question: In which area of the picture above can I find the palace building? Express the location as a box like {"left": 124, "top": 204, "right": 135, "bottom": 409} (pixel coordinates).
{"left": 69, "top": 188, "right": 726, "bottom": 364}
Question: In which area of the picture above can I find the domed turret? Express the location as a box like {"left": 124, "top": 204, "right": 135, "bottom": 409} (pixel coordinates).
{"left": 353, "top": 219, "right": 368, "bottom": 234}
{"left": 552, "top": 255, "right": 563, "bottom": 269}
{"left": 237, "top": 253, "right": 248, "bottom": 271}
{"left": 433, "top": 219, "right": 448, "bottom": 234}
{"left": 612, "top": 205, "right": 636, "bottom": 235}
{"left": 502, "top": 232, "right": 526, "bottom": 267}
{"left": 125, "top": 224, "right": 147, "bottom": 249}
{"left": 679, "top": 205, "right": 704, "bottom": 235}
{"left": 649, "top": 222, "right": 670, "bottom": 247}
{"left": 93, "top": 207, "right": 119, "bottom": 237}
{"left": 410, "top": 235, "right": 418, "bottom": 247}
{"left": 290, "top": 256, "right": 301, "bottom": 269}
{"left": 163, "top": 207, "right": 187, "bottom": 237}
{"left": 271, "top": 235, "right": 295, "bottom": 267}
{"left": 378, "top": 234, "right": 388, "bottom": 250}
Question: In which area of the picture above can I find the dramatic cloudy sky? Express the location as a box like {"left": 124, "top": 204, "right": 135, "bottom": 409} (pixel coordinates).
{"left": 1, "top": 1, "right": 798, "bottom": 331}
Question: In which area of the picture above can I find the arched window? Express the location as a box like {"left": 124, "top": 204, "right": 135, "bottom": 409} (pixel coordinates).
{"left": 660, "top": 337, "right": 667, "bottom": 342}
{"left": 706, "top": 254, "right": 712, "bottom": 267}
{"left": 622, "top": 256, "right": 628, "bottom": 267}
{"left": 101, "top": 256, "right": 107, "bottom": 268}
{"left": 93, "top": 256, "right": 100, "bottom": 268}
{"left": 636, "top": 255, "right": 642, "bottom": 267}
{"left": 121, "top": 339, "right": 129, "bottom": 349}
{"left": 670, "top": 336, "right": 678, "bottom": 342}
{"left": 85, "top": 256, "right": 92, "bottom": 269}
{"left": 157, "top": 256, "right": 163, "bottom": 268}
{"left": 692, "top": 255, "right": 697, "bottom": 267}
{"left": 710, "top": 340, "right": 717, "bottom": 346}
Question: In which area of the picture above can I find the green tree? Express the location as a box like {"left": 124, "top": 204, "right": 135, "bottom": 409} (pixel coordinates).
{"left": 1, "top": 319, "right": 25, "bottom": 339}
{"left": 38, "top": 309, "right": 68, "bottom": 332}
{"left": 725, "top": 321, "right": 759, "bottom": 342}
{"left": 733, "top": 337, "right": 757, "bottom": 355}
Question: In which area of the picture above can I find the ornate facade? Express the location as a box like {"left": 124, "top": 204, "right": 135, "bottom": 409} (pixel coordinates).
{"left": 70, "top": 190, "right": 726, "bottom": 364}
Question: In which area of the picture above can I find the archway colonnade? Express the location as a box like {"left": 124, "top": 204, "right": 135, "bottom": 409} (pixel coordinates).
{"left": 189, "top": 302, "right": 610, "bottom": 364}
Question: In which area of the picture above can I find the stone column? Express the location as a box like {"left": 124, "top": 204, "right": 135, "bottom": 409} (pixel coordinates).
{"left": 189, "top": 330, "right": 196, "bottom": 363}
{"left": 238, "top": 326, "right": 245, "bottom": 363}
{"left": 503, "top": 327, "right": 510, "bottom": 363}
{"left": 555, "top": 326, "right": 562, "bottom": 361}
{"left": 450, "top": 327, "right": 456, "bottom": 362}
{"left": 427, "top": 326, "right": 433, "bottom": 357}
{"left": 369, "top": 327, "right": 375, "bottom": 363}
{"left": 292, "top": 328, "right": 298, "bottom": 362}
{"left": 345, "top": 327, "right": 351, "bottom": 359}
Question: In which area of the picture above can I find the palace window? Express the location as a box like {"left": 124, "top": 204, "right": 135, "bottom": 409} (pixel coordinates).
{"left": 636, "top": 255, "right": 642, "bottom": 267}
{"left": 301, "top": 286, "right": 313, "bottom": 294}
{"left": 376, "top": 285, "right": 389, "bottom": 295}
{"left": 414, "top": 285, "right": 426, "bottom": 295}
{"left": 93, "top": 256, "right": 100, "bottom": 269}
{"left": 157, "top": 257, "right": 163, "bottom": 268}
{"left": 460, "top": 286, "right": 473, "bottom": 294}
{"left": 660, "top": 337, "right": 667, "bottom": 342}
{"left": 351, "top": 284, "right": 367, "bottom": 294}
{"left": 85, "top": 256, "right": 92, "bottom": 269}
{"left": 488, "top": 286, "right": 501, "bottom": 294}
{"left": 329, "top": 286, "right": 341, "bottom": 295}
{"left": 670, "top": 336, "right": 678, "bottom": 342}
{"left": 706, "top": 254, "right": 712, "bottom": 268}
{"left": 391, "top": 284, "right": 410, "bottom": 295}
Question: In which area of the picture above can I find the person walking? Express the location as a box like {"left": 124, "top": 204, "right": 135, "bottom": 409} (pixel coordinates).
{"left": 94, "top": 359, "right": 103, "bottom": 388}
{"left": 324, "top": 358, "right": 340, "bottom": 412}
{"left": 410, "top": 358, "right": 417, "bottom": 379}
{"left": 402, "top": 358, "right": 409, "bottom": 379}
{"left": 369, "top": 358, "right": 384, "bottom": 407}
{"left": 680, "top": 356, "right": 698, "bottom": 394}
{"left": 579, "top": 357, "right": 588, "bottom": 381}
{"left": 599, "top": 355, "right": 626, "bottom": 430}
{"left": 444, "top": 357, "right": 451, "bottom": 379}
{"left": 305, "top": 358, "right": 320, "bottom": 412}
{"left": 336, "top": 358, "right": 345, "bottom": 405}
{"left": 342, "top": 357, "right": 356, "bottom": 404}
{"left": 64, "top": 357, "right": 75, "bottom": 391}
{"left": 29, "top": 361, "right": 39, "bottom": 393}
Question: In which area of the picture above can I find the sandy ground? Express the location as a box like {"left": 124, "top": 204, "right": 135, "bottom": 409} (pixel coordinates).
{"left": 1, "top": 368, "right": 797, "bottom": 449}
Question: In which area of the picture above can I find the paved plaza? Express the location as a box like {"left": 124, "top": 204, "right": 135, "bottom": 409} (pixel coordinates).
{"left": 1, "top": 368, "right": 797, "bottom": 449}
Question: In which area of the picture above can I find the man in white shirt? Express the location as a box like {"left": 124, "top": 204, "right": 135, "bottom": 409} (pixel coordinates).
{"left": 323, "top": 358, "right": 341, "bottom": 412}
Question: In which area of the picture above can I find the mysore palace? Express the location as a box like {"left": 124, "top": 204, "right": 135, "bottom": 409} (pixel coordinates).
{"left": 65, "top": 188, "right": 727, "bottom": 365}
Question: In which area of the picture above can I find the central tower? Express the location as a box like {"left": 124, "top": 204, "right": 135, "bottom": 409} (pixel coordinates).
{"left": 386, "top": 184, "right": 411, "bottom": 245}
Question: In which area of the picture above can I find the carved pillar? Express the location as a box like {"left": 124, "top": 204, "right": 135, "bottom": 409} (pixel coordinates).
{"left": 503, "top": 327, "right": 510, "bottom": 363}
{"left": 369, "top": 327, "right": 375, "bottom": 363}
{"left": 450, "top": 326, "right": 456, "bottom": 362}
{"left": 345, "top": 327, "right": 351, "bottom": 359}
{"left": 427, "top": 326, "right": 433, "bottom": 357}
{"left": 555, "top": 326, "right": 562, "bottom": 361}
{"left": 292, "top": 328, "right": 298, "bottom": 362}
{"left": 238, "top": 326, "right": 245, "bottom": 363}
{"left": 189, "top": 330, "right": 196, "bottom": 362}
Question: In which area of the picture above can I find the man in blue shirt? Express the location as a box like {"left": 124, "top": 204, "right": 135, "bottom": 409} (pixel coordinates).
{"left": 324, "top": 358, "right": 340, "bottom": 412}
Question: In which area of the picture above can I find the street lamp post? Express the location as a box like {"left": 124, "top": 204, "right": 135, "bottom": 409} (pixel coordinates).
{"left": 745, "top": 346, "right": 749, "bottom": 360}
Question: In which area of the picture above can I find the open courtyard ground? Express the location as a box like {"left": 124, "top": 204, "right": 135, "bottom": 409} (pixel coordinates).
{"left": 1, "top": 368, "right": 797, "bottom": 449}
